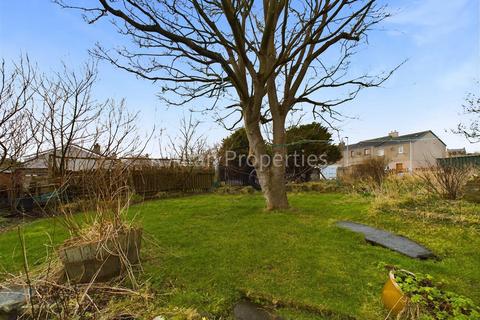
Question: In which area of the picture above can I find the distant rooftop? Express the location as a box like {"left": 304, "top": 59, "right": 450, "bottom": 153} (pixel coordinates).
{"left": 348, "top": 130, "right": 446, "bottom": 149}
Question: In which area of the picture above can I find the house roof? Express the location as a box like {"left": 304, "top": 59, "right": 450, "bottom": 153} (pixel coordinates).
{"left": 447, "top": 148, "right": 466, "bottom": 153}
{"left": 22, "top": 144, "right": 101, "bottom": 162}
{"left": 348, "top": 130, "right": 447, "bottom": 149}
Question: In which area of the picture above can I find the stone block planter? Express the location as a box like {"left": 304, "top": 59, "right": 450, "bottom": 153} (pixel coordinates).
{"left": 58, "top": 227, "right": 142, "bottom": 283}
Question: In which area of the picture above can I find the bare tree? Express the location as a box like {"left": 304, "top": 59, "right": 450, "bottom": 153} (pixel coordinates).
{"left": 0, "top": 57, "right": 36, "bottom": 169}
{"left": 30, "top": 61, "right": 149, "bottom": 178}
{"left": 58, "top": 0, "right": 399, "bottom": 209}
{"left": 31, "top": 62, "right": 104, "bottom": 177}
{"left": 93, "top": 99, "right": 145, "bottom": 159}
{"left": 168, "top": 114, "right": 208, "bottom": 165}
{"left": 456, "top": 85, "right": 480, "bottom": 143}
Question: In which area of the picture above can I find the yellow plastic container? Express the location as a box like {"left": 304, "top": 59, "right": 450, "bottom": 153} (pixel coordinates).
{"left": 382, "top": 270, "right": 410, "bottom": 316}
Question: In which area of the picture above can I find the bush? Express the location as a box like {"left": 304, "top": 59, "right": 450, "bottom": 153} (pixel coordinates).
{"left": 214, "top": 185, "right": 257, "bottom": 195}
{"left": 416, "top": 164, "right": 475, "bottom": 200}
{"left": 346, "top": 157, "right": 389, "bottom": 186}
{"left": 462, "top": 174, "right": 480, "bottom": 203}
{"left": 129, "top": 193, "right": 144, "bottom": 204}
{"left": 285, "top": 180, "right": 344, "bottom": 193}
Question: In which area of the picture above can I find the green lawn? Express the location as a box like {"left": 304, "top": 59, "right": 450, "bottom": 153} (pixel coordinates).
{"left": 0, "top": 193, "right": 479, "bottom": 319}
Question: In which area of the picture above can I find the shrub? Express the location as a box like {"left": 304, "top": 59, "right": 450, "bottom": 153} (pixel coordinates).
{"left": 130, "top": 193, "right": 144, "bottom": 204}
{"left": 339, "top": 157, "right": 389, "bottom": 190}
{"left": 416, "top": 164, "right": 475, "bottom": 200}
{"left": 285, "top": 180, "right": 343, "bottom": 193}
{"left": 354, "top": 157, "right": 389, "bottom": 185}
{"left": 214, "top": 185, "right": 257, "bottom": 195}
{"left": 463, "top": 174, "right": 480, "bottom": 203}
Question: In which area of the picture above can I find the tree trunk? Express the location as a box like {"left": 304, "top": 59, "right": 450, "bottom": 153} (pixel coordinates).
{"left": 244, "top": 112, "right": 289, "bottom": 210}
{"left": 257, "top": 164, "right": 289, "bottom": 210}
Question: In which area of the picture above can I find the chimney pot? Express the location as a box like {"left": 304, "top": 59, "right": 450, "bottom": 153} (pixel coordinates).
{"left": 92, "top": 143, "right": 101, "bottom": 154}
{"left": 389, "top": 130, "right": 399, "bottom": 138}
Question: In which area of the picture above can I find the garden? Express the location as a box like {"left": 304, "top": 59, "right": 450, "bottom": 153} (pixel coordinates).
{"left": 0, "top": 175, "right": 479, "bottom": 319}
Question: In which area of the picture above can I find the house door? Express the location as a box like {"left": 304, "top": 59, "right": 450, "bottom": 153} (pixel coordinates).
{"left": 396, "top": 163, "right": 404, "bottom": 173}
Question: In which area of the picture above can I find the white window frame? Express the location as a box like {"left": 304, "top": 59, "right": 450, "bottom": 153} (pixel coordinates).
{"left": 364, "top": 148, "right": 370, "bottom": 156}
{"left": 398, "top": 145, "right": 404, "bottom": 154}
{"left": 377, "top": 149, "right": 384, "bottom": 156}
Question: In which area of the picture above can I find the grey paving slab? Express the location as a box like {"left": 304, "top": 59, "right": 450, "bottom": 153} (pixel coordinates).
{"left": 234, "top": 301, "right": 283, "bottom": 320}
{"left": 0, "top": 286, "right": 27, "bottom": 320}
{"left": 337, "top": 221, "right": 435, "bottom": 259}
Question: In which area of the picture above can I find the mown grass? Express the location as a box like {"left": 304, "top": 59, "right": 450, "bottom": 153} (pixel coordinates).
{"left": 0, "top": 193, "right": 479, "bottom": 319}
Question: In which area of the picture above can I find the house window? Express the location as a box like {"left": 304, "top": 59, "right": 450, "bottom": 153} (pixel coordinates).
{"left": 377, "top": 149, "right": 384, "bottom": 156}
{"left": 398, "top": 145, "right": 404, "bottom": 154}
{"left": 364, "top": 148, "right": 370, "bottom": 155}
{"left": 350, "top": 150, "right": 354, "bottom": 157}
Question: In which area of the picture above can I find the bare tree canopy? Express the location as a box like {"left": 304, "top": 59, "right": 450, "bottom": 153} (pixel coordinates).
{"left": 58, "top": 0, "right": 399, "bottom": 209}
{"left": 456, "top": 86, "right": 480, "bottom": 143}
{"left": 0, "top": 56, "right": 36, "bottom": 169}
{"left": 31, "top": 62, "right": 146, "bottom": 176}
{"left": 166, "top": 114, "right": 208, "bottom": 164}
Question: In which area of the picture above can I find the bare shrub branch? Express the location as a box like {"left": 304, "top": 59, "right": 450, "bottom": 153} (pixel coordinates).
{"left": 416, "top": 163, "right": 474, "bottom": 200}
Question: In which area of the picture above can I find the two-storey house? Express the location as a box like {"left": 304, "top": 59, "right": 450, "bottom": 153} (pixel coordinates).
{"left": 341, "top": 130, "right": 447, "bottom": 172}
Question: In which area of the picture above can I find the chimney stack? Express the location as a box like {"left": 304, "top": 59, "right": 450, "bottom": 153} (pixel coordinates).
{"left": 388, "top": 130, "right": 399, "bottom": 138}
{"left": 92, "top": 143, "right": 101, "bottom": 154}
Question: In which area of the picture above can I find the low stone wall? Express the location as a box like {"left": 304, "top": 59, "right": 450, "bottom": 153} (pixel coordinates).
{"left": 463, "top": 176, "right": 480, "bottom": 203}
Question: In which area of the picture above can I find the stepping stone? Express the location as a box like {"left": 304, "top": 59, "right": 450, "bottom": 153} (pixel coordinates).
{"left": 234, "top": 301, "right": 283, "bottom": 320}
{"left": 0, "top": 286, "right": 27, "bottom": 320}
{"left": 336, "top": 221, "right": 435, "bottom": 259}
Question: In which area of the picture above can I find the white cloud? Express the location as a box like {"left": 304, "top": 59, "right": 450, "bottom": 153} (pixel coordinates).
{"left": 436, "top": 59, "right": 479, "bottom": 92}
{"left": 386, "top": 0, "right": 474, "bottom": 45}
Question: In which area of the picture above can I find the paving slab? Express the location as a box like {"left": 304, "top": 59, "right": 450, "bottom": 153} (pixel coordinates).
{"left": 337, "top": 221, "right": 435, "bottom": 259}
{"left": 0, "top": 286, "right": 27, "bottom": 320}
{"left": 234, "top": 301, "right": 283, "bottom": 320}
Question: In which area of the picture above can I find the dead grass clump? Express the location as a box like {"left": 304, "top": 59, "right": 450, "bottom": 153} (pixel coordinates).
{"left": 346, "top": 173, "right": 424, "bottom": 198}
{"left": 4, "top": 274, "right": 152, "bottom": 319}
{"left": 371, "top": 193, "right": 480, "bottom": 227}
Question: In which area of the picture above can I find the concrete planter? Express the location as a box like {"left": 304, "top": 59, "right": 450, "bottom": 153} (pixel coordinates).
{"left": 58, "top": 227, "right": 142, "bottom": 283}
{"left": 381, "top": 270, "right": 412, "bottom": 316}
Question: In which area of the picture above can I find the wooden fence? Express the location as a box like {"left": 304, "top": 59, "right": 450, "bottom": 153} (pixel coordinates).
{"left": 130, "top": 167, "right": 215, "bottom": 196}
{"left": 0, "top": 166, "right": 215, "bottom": 212}
{"left": 437, "top": 155, "right": 480, "bottom": 168}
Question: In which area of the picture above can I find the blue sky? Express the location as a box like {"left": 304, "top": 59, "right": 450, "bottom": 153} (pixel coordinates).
{"left": 1, "top": 0, "right": 479, "bottom": 154}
